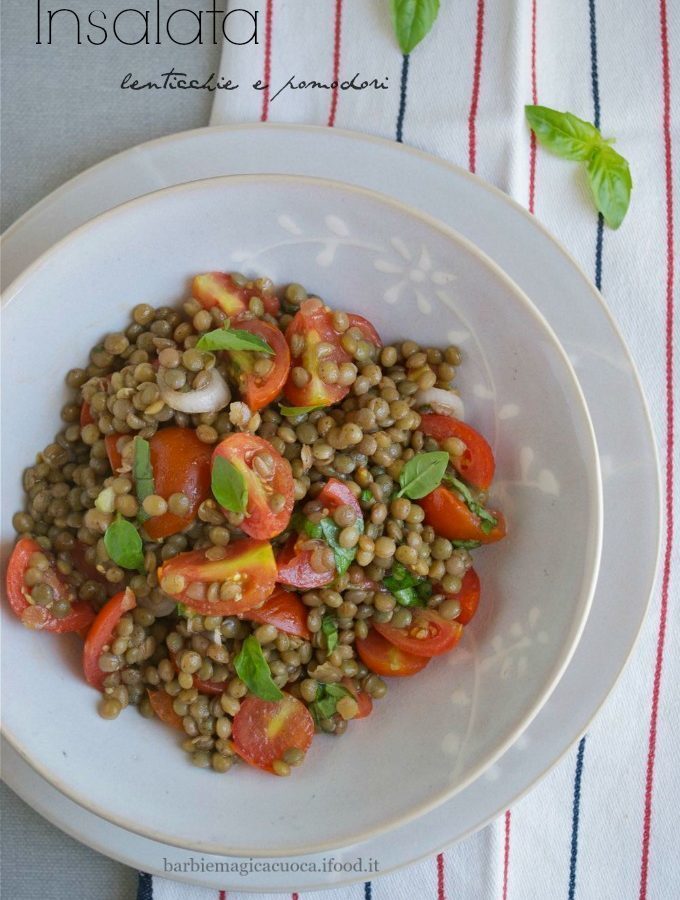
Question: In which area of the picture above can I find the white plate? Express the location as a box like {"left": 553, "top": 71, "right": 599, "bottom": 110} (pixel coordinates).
{"left": 0, "top": 125, "right": 660, "bottom": 891}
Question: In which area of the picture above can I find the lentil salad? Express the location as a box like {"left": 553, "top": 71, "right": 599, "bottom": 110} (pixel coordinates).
{"left": 7, "top": 272, "right": 506, "bottom": 776}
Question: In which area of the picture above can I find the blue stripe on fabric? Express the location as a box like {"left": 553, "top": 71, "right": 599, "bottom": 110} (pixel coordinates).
{"left": 568, "top": 737, "right": 587, "bottom": 899}
{"left": 589, "top": 0, "right": 604, "bottom": 291}
{"left": 137, "top": 872, "right": 153, "bottom": 900}
{"left": 364, "top": 879, "right": 372, "bottom": 899}
{"left": 396, "top": 54, "right": 410, "bottom": 143}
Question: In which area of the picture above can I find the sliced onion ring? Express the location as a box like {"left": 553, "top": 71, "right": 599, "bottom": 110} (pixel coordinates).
{"left": 415, "top": 387, "right": 465, "bottom": 420}
{"left": 157, "top": 368, "right": 231, "bottom": 414}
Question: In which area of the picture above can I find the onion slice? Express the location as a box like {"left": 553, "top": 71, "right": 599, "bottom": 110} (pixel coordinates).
{"left": 157, "top": 368, "right": 231, "bottom": 414}
{"left": 415, "top": 387, "right": 465, "bottom": 420}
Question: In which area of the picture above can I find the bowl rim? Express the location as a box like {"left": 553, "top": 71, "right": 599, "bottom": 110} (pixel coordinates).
{"left": 0, "top": 172, "right": 603, "bottom": 857}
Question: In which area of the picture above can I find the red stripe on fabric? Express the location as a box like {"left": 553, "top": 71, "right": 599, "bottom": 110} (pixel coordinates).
{"left": 437, "top": 852, "right": 445, "bottom": 899}
{"left": 328, "top": 0, "right": 344, "bottom": 127}
{"left": 292, "top": 894, "right": 299, "bottom": 900}
{"left": 640, "top": 1, "right": 675, "bottom": 896}
{"left": 528, "top": 0, "right": 538, "bottom": 213}
{"left": 218, "top": 892, "right": 227, "bottom": 900}
{"left": 260, "top": 0, "right": 274, "bottom": 122}
{"left": 467, "top": 0, "right": 485, "bottom": 173}
{"left": 502, "top": 810, "right": 511, "bottom": 900}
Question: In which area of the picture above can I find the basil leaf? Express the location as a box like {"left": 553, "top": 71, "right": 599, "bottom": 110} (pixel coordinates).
{"left": 524, "top": 105, "right": 601, "bottom": 160}
{"left": 104, "top": 515, "right": 144, "bottom": 571}
{"left": 321, "top": 615, "right": 339, "bottom": 653}
{"left": 397, "top": 451, "right": 449, "bottom": 499}
{"left": 234, "top": 635, "right": 284, "bottom": 702}
{"left": 211, "top": 455, "right": 248, "bottom": 514}
{"left": 586, "top": 144, "right": 632, "bottom": 229}
{"left": 452, "top": 539, "right": 482, "bottom": 550}
{"left": 390, "top": 0, "right": 440, "bottom": 54}
{"left": 196, "top": 326, "right": 273, "bottom": 355}
{"left": 132, "top": 436, "right": 154, "bottom": 522}
{"left": 360, "top": 488, "right": 375, "bottom": 503}
{"left": 279, "top": 403, "right": 326, "bottom": 417}
{"left": 444, "top": 474, "right": 498, "bottom": 531}
{"left": 319, "top": 516, "right": 360, "bottom": 577}
{"left": 383, "top": 561, "right": 432, "bottom": 607}
{"left": 309, "top": 683, "right": 351, "bottom": 724}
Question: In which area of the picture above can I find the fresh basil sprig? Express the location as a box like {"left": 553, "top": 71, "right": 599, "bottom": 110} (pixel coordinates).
{"left": 309, "top": 683, "right": 351, "bottom": 724}
{"left": 383, "top": 561, "right": 433, "bottom": 607}
{"left": 444, "top": 474, "right": 498, "bottom": 534}
{"left": 132, "top": 436, "right": 154, "bottom": 522}
{"left": 104, "top": 514, "right": 144, "bottom": 571}
{"left": 292, "top": 510, "right": 365, "bottom": 577}
{"left": 234, "top": 635, "right": 284, "bottom": 702}
{"left": 321, "top": 615, "right": 339, "bottom": 653}
{"left": 360, "top": 488, "right": 375, "bottom": 504}
{"left": 196, "top": 325, "right": 273, "bottom": 355}
{"left": 397, "top": 451, "right": 449, "bottom": 499}
{"left": 390, "top": 0, "right": 440, "bottom": 55}
{"left": 211, "top": 455, "right": 248, "bottom": 514}
{"left": 279, "top": 403, "right": 326, "bottom": 417}
{"left": 525, "top": 105, "right": 632, "bottom": 228}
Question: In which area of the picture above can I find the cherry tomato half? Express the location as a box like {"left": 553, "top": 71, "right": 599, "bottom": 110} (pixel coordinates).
{"left": 341, "top": 677, "right": 373, "bottom": 719}
{"left": 232, "top": 694, "right": 315, "bottom": 773}
{"left": 355, "top": 628, "right": 430, "bottom": 677}
{"left": 83, "top": 588, "right": 136, "bottom": 689}
{"left": 212, "top": 434, "right": 294, "bottom": 539}
{"left": 148, "top": 689, "right": 184, "bottom": 731}
{"left": 420, "top": 413, "right": 495, "bottom": 490}
{"left": 283, "top": 300, "right": 351, "bottom": 407}
{"left": 276, "top": 534, "right": 335, "bottom": 589}
{"left": 347, "top": 313, "right": 383, "bottom": 347}
{"left": 192, "top": 272, "right": 280, "bottom": 318}
{"left": 373, "top": 608, "right": 463, "bottom": 658}
{"left": 144, "top": 428, "right": 212, "bottom": 540}
{"left": 317, "top": 477, "right": 362, "bottom": 520}
{"left": 226, "top": 319, "right": 290, "bottom": 411}
{"left": 454, "top": 567, "right": 481, "bottom": 625}
{"left": 6, "top": 537, "right": 95, "bottom": 633}
{"left": 420, "top": 486, "right": 506, "bottom": 544}
{"left": 105, "top": 433, "right": 125, "bottom": 473}
{"left": 157, "top": 538, "right": 277, "bottom": 615}
{"left": 243, "top": 589, "right": 311, "bottom": 639}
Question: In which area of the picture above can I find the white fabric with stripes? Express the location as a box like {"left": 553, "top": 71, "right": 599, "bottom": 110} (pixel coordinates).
{"left": 154, "top": 1, "right": 679, "bottom": 898}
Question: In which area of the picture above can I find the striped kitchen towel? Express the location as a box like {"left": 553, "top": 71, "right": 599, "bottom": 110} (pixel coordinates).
{"left": 148, "top": 1, "right": 678, "bottom": 898}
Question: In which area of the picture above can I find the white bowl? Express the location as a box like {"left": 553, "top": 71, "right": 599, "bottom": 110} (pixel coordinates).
{"left": 0, "top": 175, "right": 602, "bottom": 856}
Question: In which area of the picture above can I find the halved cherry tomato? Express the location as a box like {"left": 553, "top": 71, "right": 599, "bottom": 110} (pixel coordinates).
{"left": 317, "top": 477, "right": 362, "bottom": 520}
{"left": 193, "top": 272, "right": 280, "bottom": 318}
{"left": 226, "top": 319, "right": 290, "bottom": 411}
{"left": 80, "top": 402, "right": 95, "bottom": 427}
{"left": 232, "top": 694, "right": 314, "bottom": 773}
{"left": 453, "top": 567, "right": 481, "bottom": 625}
{"left": 421, "top": 486, "right": 506, "bottom": 544}
{"left": 168, "top": 650, "right": 224, "bottom": 696}
{"left": 355, "top": 628, "right": 430, "bottom": 677}
{"left": 347, "top": 313, "right": 383, "bottom": 348}
{"left": 105, "top": 433, "right": 125, "bottom": 473}
{"left": 143, "top": 428, "right": 212, "bottom": 540}
{"left": 147, "top": 689, "right": 184, "bottom": 731}
{"left": 374, "top": 608, "right": 463, "bottom": 658}
{"left": 243, "top": 589, "right": 311, "bottom": 639}
{"left": 212, "top": 434, "right": 294, "bottom": 539}
{"left": 420, "top": 414, "right": 495, "bottom": 490}
{"left": 83, "top": 588, "right": 136, "bottom": 689}
{"left": 6, "top": 537, "right": 95, "bottom": 633}
{"left": 341, "top": 677, "right": 373, "bottom": 719}
{"left": 157, "top": 538, "right": 277, "bottom": 615}
{"left": 276, "top": 534, "right": 334, "bottom": 589}
{"left": 283, "top": 300, "right": 351, "bottom": 407}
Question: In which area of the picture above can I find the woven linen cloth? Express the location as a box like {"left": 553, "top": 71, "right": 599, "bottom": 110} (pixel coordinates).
{"left": 150, "top": 2, "right": 678, "bottom": 898}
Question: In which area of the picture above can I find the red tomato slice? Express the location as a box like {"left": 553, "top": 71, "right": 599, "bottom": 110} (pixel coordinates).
{"left": 105, "top": 433, "right": 125, "bottom": 473}
{"left": 317, "top": 477, "right": 362, "bottom": 519}
{"left": 6, "top": 537, "right": 95, "bottom": 633}
{"left": 355, "top": 628, "right": 430, "bottom": 677}
{"left": 454, "top": 567, "right": 481, "bottom": 625}
{"left": 193, "top": 272, "right": 280, "bottom": 318}
{"left": 374, "top": 608, "right": 463, "bottom": 658}
{"left": 168, "top": 649, "right": 225, "bottom": 696}
{"left": 243, "top": 589, "right": 311, "bottom": 639}
{"left": 276, "top": 534, "right": 334, "bottom": 589}
{"left": 148, "top": 689, "right": 184, "bottom": 731}
{"left": 232, "top": 694, "right": 314, "bottom": 773}
{"left": 341, "top": 677, "right": 373, "bottom": 719}
{"left": 80, "top": 402, "right": 94, "bottom": 427}
{"left": 420, "top": 413, "right": 495, "bottom": 490}
{"left": 283, "top": 300, "right": 351, "bottom": 407}
{"left": 420, "top": 486, "right": 506, "bottom": 544}
{"left": 226, "top": 319, "right": 290, "bottom": 411}
{"left": 347, "top": 313, "right": 383, "bottom": 347}
{"left": 157, "top": 538, "right": 277, "bottom": 615}
{"left": 212, "top": 434, "right": 294, "bottom": 539}
{"left": 143, "top": 428, "right": 212, "bottom": 540}
{"left": 83, "top": 588, "right": 137, "bottom": 689}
